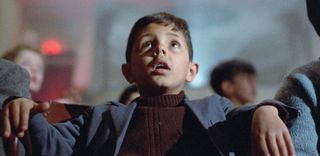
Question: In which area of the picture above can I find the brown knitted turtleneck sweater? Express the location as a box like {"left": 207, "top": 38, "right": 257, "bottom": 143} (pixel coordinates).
{"left": 118, "top": 91, "right": 217, "bottom": 156}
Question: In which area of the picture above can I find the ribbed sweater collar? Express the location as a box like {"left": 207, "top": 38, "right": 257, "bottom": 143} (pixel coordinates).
{"left": 138, "top": 91, "right": 185, "bottom": 107}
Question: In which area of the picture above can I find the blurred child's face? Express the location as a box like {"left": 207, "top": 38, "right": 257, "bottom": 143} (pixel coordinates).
{"left": 228, "top": 73, "right": 257, "bottom": 105}
{"left": 122, "top": 23, "right": 198, "bottom": 96}
{"left": 15, "top": 50, "right": 45, "bottom": 93}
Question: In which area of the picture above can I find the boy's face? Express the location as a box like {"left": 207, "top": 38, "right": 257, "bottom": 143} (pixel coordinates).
{"left": 222, "top": 73, "right": 257, "bottom": 106}
{"left": 122, "top": 23, "right": 198, "bottom": 96}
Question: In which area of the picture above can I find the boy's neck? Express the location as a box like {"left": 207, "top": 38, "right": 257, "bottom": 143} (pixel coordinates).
{"left": 139, "top": 88, "right": 185, "bottom": 97}
{"left": 139, "top": 91, "right": 185, "bottom": 107}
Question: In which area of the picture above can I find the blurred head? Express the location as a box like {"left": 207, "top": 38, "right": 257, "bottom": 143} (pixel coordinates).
{"left": 118, "top": 85, "right": 140, "bottom": 104}
{"left": 122, "top": 12, "right": 198, "bottom": 96}
{"left": 3, "top": 45, "right": 45, "bottom": 93}
{"left": 306, "top": 0, "right": 320, "bottom": 36}
{"left": 210, "top": 59, "right": 256, "bottom": 106}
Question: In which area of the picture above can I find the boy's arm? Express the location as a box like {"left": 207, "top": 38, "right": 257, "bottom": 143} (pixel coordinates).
{"left": 1, "top": 98, "right": 90, "bottom": 156}
{"left": 28, "top": 108, "right": 89, "bottom": 156}
{"left": 0, "top": 59, "right": 30, "bottom": 106}
{"left": 208, "top": 98, "right": 298, "bottom": 155}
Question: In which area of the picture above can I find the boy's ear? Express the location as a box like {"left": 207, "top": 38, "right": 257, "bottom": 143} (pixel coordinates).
{"left": 122, "top": 64, "right": 134, "bottom": 83}
{"left": 221, "top": 80, "right": 233, "bottom": 96}
{"left": 186, "top": 62, "right": 199, "bottom": 82}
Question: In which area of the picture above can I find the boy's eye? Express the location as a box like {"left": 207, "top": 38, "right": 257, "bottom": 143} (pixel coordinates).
{"left": 141, "top": 41, "right": 153, "bottom": 49}
{"left": 170, "top": 41, "right": 180, "bottom": 48}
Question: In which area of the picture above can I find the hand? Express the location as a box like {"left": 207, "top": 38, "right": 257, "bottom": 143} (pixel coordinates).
{"left": 251, "top": 105, "right": 295, "bottom": 156}
{"left": 1, "top": 98, "right": 50, "bottom": 138}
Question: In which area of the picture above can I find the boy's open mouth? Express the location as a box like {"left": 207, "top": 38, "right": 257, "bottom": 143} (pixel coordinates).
{"left": 152, "top": 61, "right": 171, "bottom": 75}
{"left": 154, "top": 61, "right": 170, "bottom": 70}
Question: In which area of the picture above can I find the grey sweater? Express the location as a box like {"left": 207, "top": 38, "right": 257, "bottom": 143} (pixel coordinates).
{"left": 0, "top": 59, "right": 30, "bottom": 156}
{"left": 0, "top": 59, "right": 30, "bottom": 105}
{"left": 275, "top": 59, "right": 320, "bottom": 156}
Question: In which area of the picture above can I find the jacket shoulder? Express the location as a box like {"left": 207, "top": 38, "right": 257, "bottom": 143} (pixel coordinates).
{"left": 90, "top": 101, "right": 129, "bottom": 116}
{"left": 186, "top": 94, "right": 233, "bottom": 112}
{"left": 0, "top": 59, "right": 30, "bottom": 105}
{"left": 184, "top": 95, "right": 234, "bottom": 129}
{"left": 275, "top": 60, "right": 320, "bottom": 107}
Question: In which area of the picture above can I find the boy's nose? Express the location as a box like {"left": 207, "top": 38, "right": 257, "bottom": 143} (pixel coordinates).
{"left": 154, "top": 47, "right": 166, "bottom": 56}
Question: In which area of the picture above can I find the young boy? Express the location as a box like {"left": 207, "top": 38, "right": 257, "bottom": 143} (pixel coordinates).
{"left": 1, "top": 12, "right": 297, "bottom": 156}
{"left": 210, "top": 59, "right": 257, "bottom": 107}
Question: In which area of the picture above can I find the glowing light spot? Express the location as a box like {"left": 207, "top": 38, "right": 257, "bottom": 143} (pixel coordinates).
{"left": 41, "top": 39, "right": 63, "bottom": 55}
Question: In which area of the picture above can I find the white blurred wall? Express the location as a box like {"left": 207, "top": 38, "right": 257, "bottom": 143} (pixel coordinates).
{"left": 0, "top": 0, "right": 21, "bottom": 55}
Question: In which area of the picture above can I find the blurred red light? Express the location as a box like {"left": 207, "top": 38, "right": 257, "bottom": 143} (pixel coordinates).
{"left": 41, "top": 39, "right": 63, "bottom": 55}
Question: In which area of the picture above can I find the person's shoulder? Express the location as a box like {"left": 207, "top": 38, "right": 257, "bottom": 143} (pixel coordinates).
{"left": 188, "top": 94, "right": 231, "bottom": 104}
{"left": 0, "top": 58, "right": 13, "bottom": 65}
{"left": 184, "top": 94, "right": 234, "bottom": 128}
{"left": 275, "top": 59, "right": 320, "bottom": 107}
{"left": 0, "top": 59, "right": 16, "bottom": 71}
{"left": 0, "top": 59, "right": 29, "bottom": 77}
{"left": 281, "top": 59, "right": 320, "bottom": 89}
{"left": 185, "top": 94, "right": 233, "bottom": 110}
{"left": 290, "top": 59, "right": 320, "bottom": 76}
{"left": 284, "top": 59, "right": 320, "bottom": 88}
{"left": 87, "top": 101, "right": 136, "bottom": 120}
{"left": 91, "top": 101, "right": 133, "bottom": 111}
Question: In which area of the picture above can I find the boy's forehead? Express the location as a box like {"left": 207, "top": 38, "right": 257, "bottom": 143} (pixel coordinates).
{"left": 138, "top": 23, "right": 184, "bottom": 38}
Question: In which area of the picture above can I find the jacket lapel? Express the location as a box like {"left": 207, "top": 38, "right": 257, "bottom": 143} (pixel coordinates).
{"left": 85, "top": 102, "right": 137, "bottom": 155}
{"left": 110, "top": 102, "right": 137, "bottom": 156}
{"left": 86, "top": 96, "right": 229, "bottom": 155}
{"left": 86, "top": 104, "right": 112, "bottom": 146}
{"left": 184, "top": 96, "right": 226, "bottom": 129}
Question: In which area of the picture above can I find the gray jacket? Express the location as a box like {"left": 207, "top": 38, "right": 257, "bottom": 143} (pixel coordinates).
{"left": 0, "top": 59, "right": 30, "bottom": 156}
{"left": 275, "top": 59, "right": 320, "bottom": 156}
{"left": 29, "top": 95, "right": 297, "bottom": 156}
{"left": 0, "top": 59, "right": 30, "bottom": 105}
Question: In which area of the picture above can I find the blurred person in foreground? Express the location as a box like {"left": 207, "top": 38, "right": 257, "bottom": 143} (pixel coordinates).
{"left": 0, "top": 59, "right": 30, "bottom": 156}
{"left": 2, "top": 45, "right": 81, "bottom": 104}
{"left": 273, "top": 0, "right": 320, "bottom": 155}
{"left": 3, "top": 45, "right": 45, "bottom": 97}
